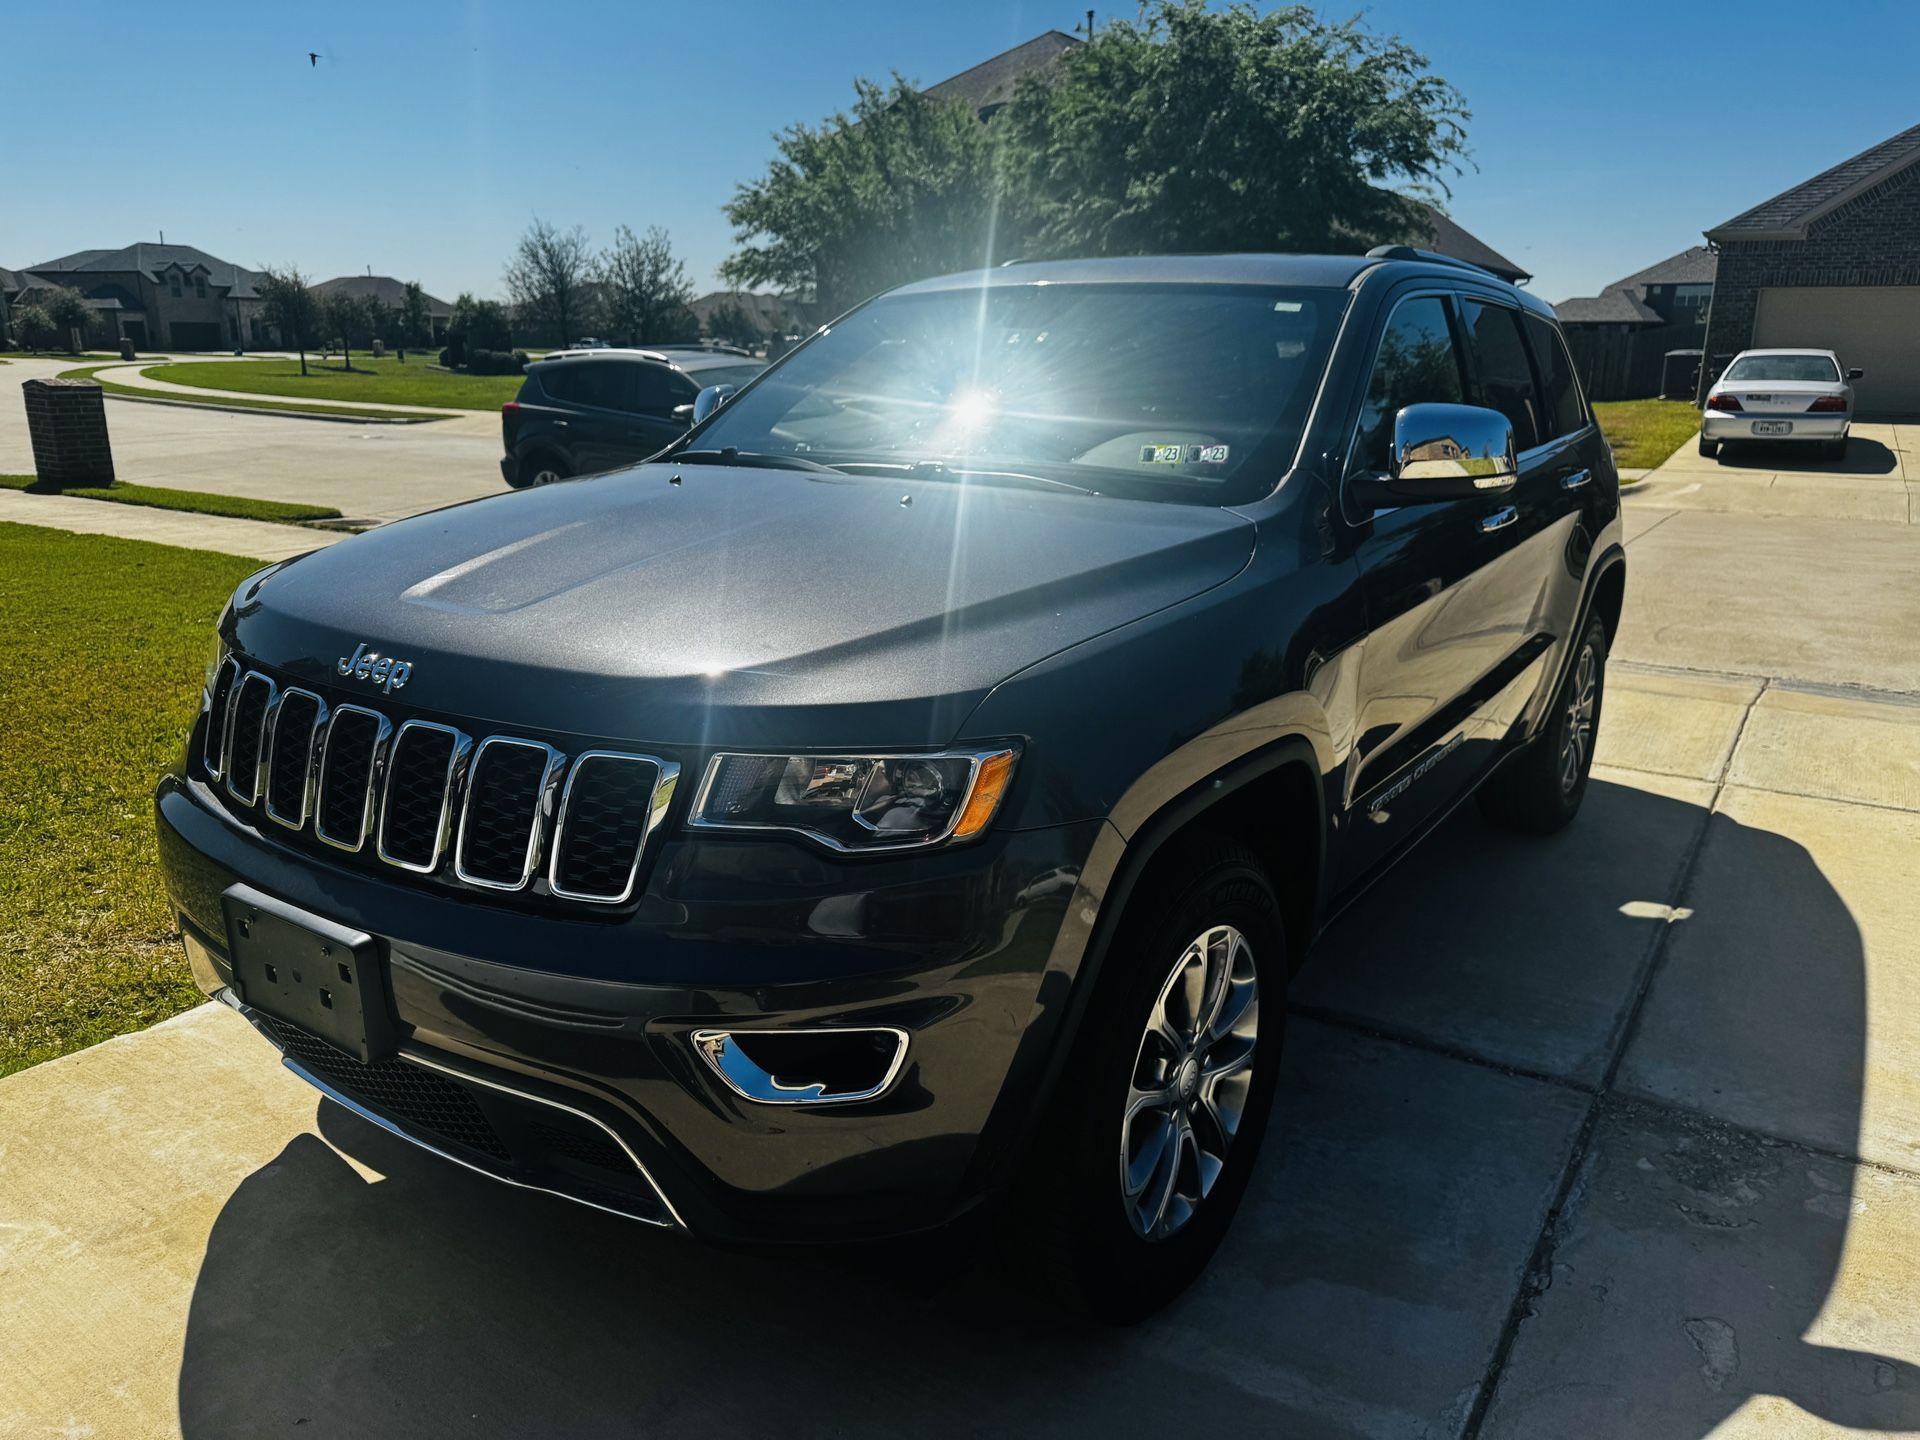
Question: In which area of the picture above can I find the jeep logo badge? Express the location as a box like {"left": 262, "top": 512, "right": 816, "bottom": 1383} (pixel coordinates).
{"left": 336, "top": 642, "right": 413, "bottom": 694}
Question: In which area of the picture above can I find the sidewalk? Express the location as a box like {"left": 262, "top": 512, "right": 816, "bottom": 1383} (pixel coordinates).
{"left": 0, "top": 489, "right": 341, "bottom": 562}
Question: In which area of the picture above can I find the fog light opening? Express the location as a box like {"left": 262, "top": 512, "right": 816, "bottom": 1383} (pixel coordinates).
{"left": 692, "top": 1026, "right": 909, "bottom": 1105}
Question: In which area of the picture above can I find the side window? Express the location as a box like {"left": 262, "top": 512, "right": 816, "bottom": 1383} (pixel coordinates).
{"left": 542, "top": 363, "right": 622, "bottom": 409}
{"left": 1353, "top": 296, "right": 1465, "bottom": 474}
{"left": 1522, "top": 313, "right": 1587, "bottom": 441}
{"left": 628, "top": 363, "right": 674, "bottom": 416}
{"left": 1459, "top": 301, "right": 1540, "bottom": 451}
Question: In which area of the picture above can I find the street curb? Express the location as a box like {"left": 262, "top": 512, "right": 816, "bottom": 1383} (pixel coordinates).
{"left": 99, "top": 392, "right": 447, "bottom": 425}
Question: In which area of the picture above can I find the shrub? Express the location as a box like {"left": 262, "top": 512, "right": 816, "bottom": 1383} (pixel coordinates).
{"left": 512, "top": 350, "right": 530, "bottom": 369}
{"left": 438, "top": 346, "right": 455, "bottom": 368}
{"left": 466, "top": 348, "right": 525, "bottom": 376}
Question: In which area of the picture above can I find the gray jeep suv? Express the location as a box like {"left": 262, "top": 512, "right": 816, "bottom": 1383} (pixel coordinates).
{"left": 157, "top": 249, "right": 1622, "bottom": 1318}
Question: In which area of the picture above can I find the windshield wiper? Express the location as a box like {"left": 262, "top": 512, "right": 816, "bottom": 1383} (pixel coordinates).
{"left": 829, "top": 459, "right": 1098, "bottom": 496}
{"left": 665, "top": 448, "right": 842, "bottom": 474}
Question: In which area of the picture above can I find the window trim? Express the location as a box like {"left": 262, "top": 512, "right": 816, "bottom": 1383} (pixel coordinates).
{"left": 1456, "top": 295, "right": 1546, "bottom": 456}
{"left": 1518, "top": 309, "right": 1593, "bottom": 446}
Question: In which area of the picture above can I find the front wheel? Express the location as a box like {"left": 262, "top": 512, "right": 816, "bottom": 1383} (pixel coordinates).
{"left": 508, "top": 453, "right": 569, "bottom": 489}
{"left": 1040, "top": 840, "right": 1285, "bottom": 1322}
{"left": 1478, "top": 613, "right": 1608, "bottom": 835}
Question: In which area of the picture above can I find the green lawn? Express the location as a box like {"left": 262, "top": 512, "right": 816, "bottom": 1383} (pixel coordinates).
{"left": 146, "top": 354, "right": 523, "bottom": 411}
{"left": 1593, "top": 398, "right": 1701, "bottom": 473}
{"left": 0, "top": 525, "right": 262, "bottom": 1075}
{"left": 56, "top": 363, "right": 445, "bottom": 422}
{"left": 1, "top": 473, "right": 342, "bottom": 525}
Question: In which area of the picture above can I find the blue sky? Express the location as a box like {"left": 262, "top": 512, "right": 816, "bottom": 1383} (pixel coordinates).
{"left": 4, "top": 0, "right": 1917, "bottom": 305}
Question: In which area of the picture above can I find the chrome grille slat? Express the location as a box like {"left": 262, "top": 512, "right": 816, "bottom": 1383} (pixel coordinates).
{"left": 455, "top": 737, "right": 564, "bottom": 891}
{"left": 315, "top": 705, "right": 389, "bottom": 852}
{"left": 223, "top": 673, "right": 276, "bottom": 807}
{"left": 550, "top": 752, "right": 681, "bottom": 904}
{"left": 377, "top": 720, "right": 467, "bottom": 873}
{"left": 202, "top": 656, "right": 240, "bottom": 779}
{"left": 264, "top": 689, "right": 326, "bottom": 830}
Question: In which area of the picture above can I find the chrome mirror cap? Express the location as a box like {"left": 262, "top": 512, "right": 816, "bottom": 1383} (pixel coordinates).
{"left": 1392, "top": 402, "right": 1518, "bottom": 491}
{"left": 690, "top": 383, "right": 738, "bottom": 426}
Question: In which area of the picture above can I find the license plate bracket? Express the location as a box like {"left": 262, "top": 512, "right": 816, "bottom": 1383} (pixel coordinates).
{"left": 1753, "top": 420, "right": 1793, "bottom": 436}
{"left": 223, "top": 884, "right": 396, "bottom": 1062}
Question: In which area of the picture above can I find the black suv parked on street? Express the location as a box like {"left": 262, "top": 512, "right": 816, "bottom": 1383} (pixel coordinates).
{"left": 499, "top": 349, "right": 764, "bottom": 487}
{"left": 158, "top": 251, "right": 1622, "bottom": 1317}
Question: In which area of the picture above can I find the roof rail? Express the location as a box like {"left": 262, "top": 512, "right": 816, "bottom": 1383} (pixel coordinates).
{"left": 1364, "top": 244, "right": 1501, "bottom": 279}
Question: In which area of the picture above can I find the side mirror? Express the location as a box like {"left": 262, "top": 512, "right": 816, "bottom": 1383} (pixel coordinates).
{"left": 690, "top": 384, "right": 738, "bottom": 425}
{"left": 1355, "top": 403, "right": 1517, "bottom": 508}
{"left": 1847, "top": 367, "right": 1865, "bottom": 381}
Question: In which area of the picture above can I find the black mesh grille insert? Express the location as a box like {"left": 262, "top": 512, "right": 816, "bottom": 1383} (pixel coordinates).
{"left": 204, "top": 659, "right": 238, "bottom": 776}
{"left": 459, "top": 741, "right": 550, "bottom": 886}
{"left": 555, "top": 755, "right": 659, "bottom": 899}
{"left": 525, "top": 1118, "right": 634, "bottom": 1175}
{"left": 381, "top": 725, "right": 459, "bottom": 868}
{"left": 261, "top": 1016, "right": 511, "bottom": 1162}
{"left": 225, "top": 675, "right": 274, "bottom": 804}
{"left": 266, "top": 692, "right": 321, "bottom": 822}
{"left": 316, "top": 708, "right": 381, "bottom": 848}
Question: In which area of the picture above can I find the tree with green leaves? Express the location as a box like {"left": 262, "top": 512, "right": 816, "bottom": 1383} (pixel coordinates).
{"left": 998, "top": 2, "right": 1469, "bottom": 258}
{"left": 706, "top": 297, "right": 764, "bottom": 350}
{"left": 721, "top": 76, "right": 1007, "bottom": 311}
{"left": 256, "top": 266, "right": 320, "bottom": 375}
{"left": 598, "top": 225, "right": 696, "bottom": 347}
{"left": 504, "top": 218, "right": 597, "bottom": 346}
{"left": 446, "top": 293, "right": 514, "bottom": 368}
{"left": 10, "top": 301, "right": 56, "bottom": 351}
{"left": 400, "top": 281, "right": 432, "bottom": 351}
{"left": 40, "top": 286, "right": 91, "bottom": 353}
{"left": 320, "top": 291, "right": 363, "bottom": 371}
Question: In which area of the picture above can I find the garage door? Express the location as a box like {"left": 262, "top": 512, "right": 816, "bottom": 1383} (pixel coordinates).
{"left": 1753, "top": 286, "right": 1920, "bottom": 417}
{"left": 167, "top": 321, "right": 223, "bottom": 351}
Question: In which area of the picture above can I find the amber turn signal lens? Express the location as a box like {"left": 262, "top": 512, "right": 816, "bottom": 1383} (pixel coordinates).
{"left": 953, "top": 749, "right": 1018, "bottom": 840}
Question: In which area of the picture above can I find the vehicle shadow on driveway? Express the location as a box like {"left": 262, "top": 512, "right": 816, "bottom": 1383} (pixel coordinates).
{"left": 1713, "top": 436, "right": 1899, "bottom": 474}
{"left": 174, "top": 781, "right": 1916, "bottom": 1437}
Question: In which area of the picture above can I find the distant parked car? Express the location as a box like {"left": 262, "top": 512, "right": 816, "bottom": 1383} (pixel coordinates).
{"left": 499, "top": 349, "right": 765, "bottom": 487}
{"left": 570, "top": 337, "right": 610, "bottom": 349}
{"left": 1701, "top": 348, "right": 1861, "bottom": 460}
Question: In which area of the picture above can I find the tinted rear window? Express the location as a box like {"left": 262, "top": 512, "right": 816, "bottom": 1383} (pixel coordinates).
{"left": 1724, "top": 354, "right": 1840, "bottom": 383}
{"left": 682, "top": 363, "right": 764, "bottom": 390}
{"left": 540, "top": 361, "right": 628, "bottom": 409}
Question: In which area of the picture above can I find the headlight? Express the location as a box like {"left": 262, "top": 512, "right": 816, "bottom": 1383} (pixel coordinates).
{"left": 690, "top": 748, "right": 1018, "bottom": 852}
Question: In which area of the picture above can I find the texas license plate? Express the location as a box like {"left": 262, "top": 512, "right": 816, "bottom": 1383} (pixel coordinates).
{"left": 1752, "top": 420, "right": 1792, "bottom": 436}
{"left": 223, "top": 884, "right": 395, "bottom": 1062}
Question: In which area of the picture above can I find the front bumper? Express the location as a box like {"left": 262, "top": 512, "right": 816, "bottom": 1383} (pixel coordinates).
{"left": 1701, "top": 412, "right": 1850, "bottom": 441}
{"left": 158, "top": 774, "right": 1101, "bottom": 1247}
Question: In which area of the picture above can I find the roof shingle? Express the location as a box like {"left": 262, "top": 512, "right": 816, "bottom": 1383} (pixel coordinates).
{"left": 1553, "top": 291, "right": 1663, "bottom": 325}
{"left": 311, "top": 275, "right": 452, "bottom": 314}
{"left": 1708, "top": 122, "right": 1920, "bottom": 239}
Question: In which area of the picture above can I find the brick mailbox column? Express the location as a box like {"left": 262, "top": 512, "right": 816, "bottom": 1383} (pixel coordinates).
{"left": 22, "top": 378, "right": 115, "bottom": 489}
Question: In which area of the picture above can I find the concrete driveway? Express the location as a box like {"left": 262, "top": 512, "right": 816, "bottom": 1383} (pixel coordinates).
{"left": 2, "top": 357, "right": 502, "bottom": 524}
{"left": 5, "top": 489, "right": 1920, "bottom": 1437}
{"left": 1630, "top": 420, "right": 1920, "bottom": 525}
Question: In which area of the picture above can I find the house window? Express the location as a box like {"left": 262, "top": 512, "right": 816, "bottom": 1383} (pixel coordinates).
{"left": 1671, "top": 284, "right": 1712, "bottom": 309}
{"left": 169, "top": 272, "right": 182, "bottom": 298}
{"left": 194, "top": 275, "right": 207, "bottom": 299}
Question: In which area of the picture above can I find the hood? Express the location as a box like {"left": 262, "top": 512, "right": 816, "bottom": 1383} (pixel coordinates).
{"left": 231, "top": 464, "right": 1255, "bottom": 748}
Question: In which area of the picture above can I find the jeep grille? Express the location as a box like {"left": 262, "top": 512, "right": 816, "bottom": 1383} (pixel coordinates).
{"left": 199, "top": 661, "right": 678, "bottom": 907}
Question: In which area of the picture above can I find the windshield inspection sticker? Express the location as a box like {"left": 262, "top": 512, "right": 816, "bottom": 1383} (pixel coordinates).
{"left": 1139, "top": 443, "right": 1231, "bottom": 466}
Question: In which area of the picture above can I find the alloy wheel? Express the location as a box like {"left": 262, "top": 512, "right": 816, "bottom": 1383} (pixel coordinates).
{"left": 1560, "top": 643, "right": 1598, "bottom": 793}
{"left": 1119, "top": 924, "right": 1259, "bottom": 1242}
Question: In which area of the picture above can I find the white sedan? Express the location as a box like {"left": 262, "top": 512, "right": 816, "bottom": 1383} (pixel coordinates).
{"left": 1700, "top": 348, "right": 1862, "bottom": 460}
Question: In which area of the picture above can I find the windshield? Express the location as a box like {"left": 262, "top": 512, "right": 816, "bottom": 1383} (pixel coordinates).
{"left": 1725, "top": 354, "right": 1840, "bottom": 383}
{"left": 687, "top": 282, "right": 1345, "bottom": 502}
{"left": 684, "top": 363, "right": 766, "bottom": 390}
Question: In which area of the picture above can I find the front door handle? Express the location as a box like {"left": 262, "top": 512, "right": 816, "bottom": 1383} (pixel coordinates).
{"left": 1480, "top": 505, "right": 1519, "bottom": 533}
{"left": 1559, "top": 468, "right": 1592, "bottom": 490}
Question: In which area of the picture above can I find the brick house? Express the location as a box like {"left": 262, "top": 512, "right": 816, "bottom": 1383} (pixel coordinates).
{"left": 3, "top": 243, "right": 271, "bottom": 351}
{"left": 1698, "top": 122, "right": 1920, "bottom": 415}
{"left": 1554, "top": 246, "right": 1717, "bottom": 401}
{"left": 926, "top": 32, "right": 1530, "bottom": 284}
{"left": 310, "top": 274, "right": 454, "bottom": 341}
